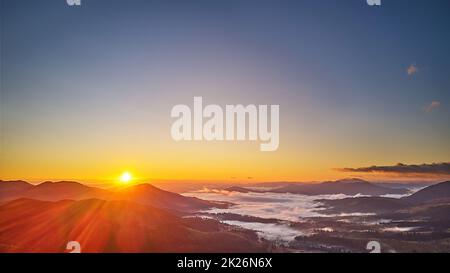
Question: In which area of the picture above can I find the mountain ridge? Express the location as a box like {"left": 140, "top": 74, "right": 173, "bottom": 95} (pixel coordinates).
{"left": 0, "top": 180, "right": 228, "bottom": 212}
{"left": 224, "top": 178, "right": 410, "bottom": 196}
{"left": 317, "top": 181, "right": 450, "bottom": 214}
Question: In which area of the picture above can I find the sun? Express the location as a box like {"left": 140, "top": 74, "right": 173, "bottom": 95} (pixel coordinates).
{"left": 119, "top": 172, "right": 132, "bottom": 184}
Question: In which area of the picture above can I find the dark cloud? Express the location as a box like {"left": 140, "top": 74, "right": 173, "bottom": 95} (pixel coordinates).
{"left": 338, "top": 162, "right": 450, "bottom": 175}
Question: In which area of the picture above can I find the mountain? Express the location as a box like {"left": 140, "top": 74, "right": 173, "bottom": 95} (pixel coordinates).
{"left": 224, "top": 186, "right": 255, "bottom": 193}
{"left": 5, "top": 181, "right": 112, "bottom": 202}
{"left": 317, "top": 181, "right": 450, "bottom": 214}
{"left": 226, "top": 179, "right": 410, "bottom": 196}
{"left": 316, "top": 197, "right": 411, "bottom": 214}
{"left": 281, "top": 178, "right": 410, "bottom": 196}
{"left": 0, "top": 180, "right": 228, "bottom": 212}
{"left": 0, "top": 198, "right": 265, "bottom": 253}
{"left": 0, "top": 180, "right": 33, "bottom": 196}
{"left": 114, "top": 183, "right": 229, "bottom": 211}
{"left": 404, "top": 181, "right": 450, "bottom": 204}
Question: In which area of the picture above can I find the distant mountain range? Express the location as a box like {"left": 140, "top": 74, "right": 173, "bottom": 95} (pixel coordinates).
{"left": 225, "top": 178, "right": 411, "bottom": 196}
{"left": 317, "top": 181, "right": 450, "bottom": 214}
{"left": 0, "top": 180, "right": 228, "bottom": 212}
{"left": 0, "top": 198, "right": 265, "bottom": 253}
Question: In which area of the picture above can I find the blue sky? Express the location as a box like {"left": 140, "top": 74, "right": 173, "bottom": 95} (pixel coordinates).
{"left": 1, "top": 0, "right": 449, "bottom": 181}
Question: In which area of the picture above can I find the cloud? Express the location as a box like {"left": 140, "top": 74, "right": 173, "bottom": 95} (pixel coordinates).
{"left": 407, "top": 64, "right": 418, "bottom": 76}
{"left": 187, "top": 190, "right": 372, "bottom": 222}
{"left": 196, "top": 187, "right": 234, "bottom": 195}
{"left": 423, "top": 101, "right": 441, "bottom": 113}
{"left": 222, "top": 221, "right": 302, "bottom": 243}
{"left": 338, "top": 162, "right": 450, "bottom": 175}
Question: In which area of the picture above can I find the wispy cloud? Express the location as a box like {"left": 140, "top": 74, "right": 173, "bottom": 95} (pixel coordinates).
{"left": 338, "top": 162, "right": 450, "bottom": 175}
{"left": 423, "top": 101, "right": 441, "bottom": 113}
{"left": 407, "top": 64, "right": 418, "bottom": 76}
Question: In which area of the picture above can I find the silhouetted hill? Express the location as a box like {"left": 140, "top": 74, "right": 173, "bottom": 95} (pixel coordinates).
{"left": 0, "top": 198, "right": 265, "bottom": 253}
{"left": 224, "top": 186, "right": 255, "bottom": 193}
{"left": 0, "top": 181, "right": 228, "bottom": 212}
{"left": 317, "top": 197, "right": 411, "bottom": 214}
{"left": 0, "top": 180, "right": 33, "bottom": 197}
{"left": 404, "top": 181, "right": 450, "bottom": 204}
{"left": 317, "top": 181, "right": 450, "bottom": 214}
{"left": 226, "top": 179, "right": 410, "bottom": 196}
{"left": 275, "top": 179, "right": 409, "bottom": 195}
{"left": 23, "top": 181, "right": 111, "bottom": 201}
{"left": 116, "top": 183, "right": 229, "bottom": 211}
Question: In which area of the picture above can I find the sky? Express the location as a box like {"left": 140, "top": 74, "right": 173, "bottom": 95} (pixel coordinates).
{"left": 1, "top": 0, "right": 449, "bottom": 183}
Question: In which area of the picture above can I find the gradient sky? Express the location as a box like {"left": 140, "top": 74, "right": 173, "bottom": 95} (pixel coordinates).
{"left": 1, "top": 0, "right": 449, "bottom": 183}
